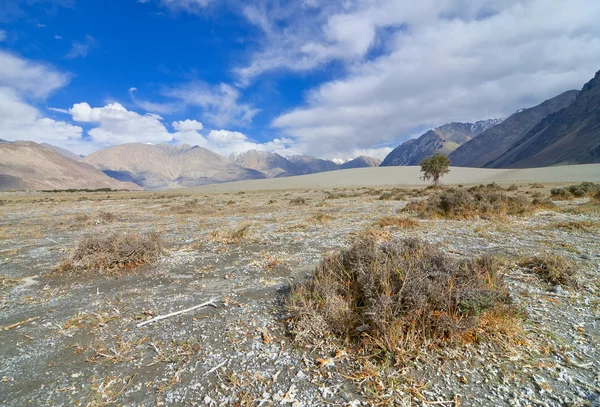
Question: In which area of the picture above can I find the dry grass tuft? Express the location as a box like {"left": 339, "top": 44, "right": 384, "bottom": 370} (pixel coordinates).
{"left": 311, "top": 213, "right": 334, "bottom": 223}
{"left": 518, "top": 254, "right": 577, "bottom": 287}
{"left": 403, "top": 187, "right": 554, "bottom": 219}
{"left": 74, "top": 211, "right": 118, "bottom": 226}
{"left": 374, "top": 216, "right": 419, "bottom": 228}
{"left": 550, "top": 220, "right": 599, "bottom": 232}
{"left": 286, "top": 236, "right": 521, "bottom": 363}
{"left": 54, "top": 233, "right": 164, "bottom": 275}
{"left": 289, "top": 197, "right": 307, "bottom": 206}
{"left": 209, "top": 224, "right": 252, "bottom": 244}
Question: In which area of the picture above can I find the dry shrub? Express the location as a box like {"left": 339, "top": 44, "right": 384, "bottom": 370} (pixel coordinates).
{"left": 290, "top": 197, "right": 307, "bottom": 206}
{"left": 374, "top": 216, "right": 419, "bottom": 228}
{"left": 529, "top": 183, "right": 545, "bottom": 189}
{"left": 286, "top": 236, "right": 520, "bottom": 363}
{"left": 74, "top": 211, "right": 118, "bottom": 226}
{"left": 209, "top": 224, "right": 252, "bottom": 244}
{"left": 550, "top": 188, "right": 573, "bottom": 200}
{"left": 518, "top": 254, "right": 577, "bottom": 287}
{"left": 174, "top": 198, "right": 200, "bottom": 214}
{"left": 551, "top": 220, "right": 599, "bottom": 232}
{"left": 311, "top": 213, "right": 334, "bottom": 223}
{"left": 55, "top": 233, "right": 164, "bottom": 275}
{"left": 566, "top": 182, "right": 600, "bottom": 198}
{"left": 404, "top": 188, "right": 553, "bottom": 219}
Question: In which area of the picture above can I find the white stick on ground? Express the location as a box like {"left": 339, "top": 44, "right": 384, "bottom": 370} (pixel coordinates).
{"left": 136, "top": 298, "right": 218, "bottom": 328}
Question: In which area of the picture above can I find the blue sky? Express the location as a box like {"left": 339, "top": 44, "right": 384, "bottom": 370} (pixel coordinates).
{"left": 1, "top": 0, "right": 599, "bottom": 159}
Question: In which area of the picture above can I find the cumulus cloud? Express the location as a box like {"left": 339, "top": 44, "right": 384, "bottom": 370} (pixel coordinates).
{"left": 172, "top": 119, "right": 203, "bottom": 131}
{"left": 68, "top": 102, "right": 174, "bottom": 145}
{"left": 258, "top": 0, "right": 600, "bottom": 158}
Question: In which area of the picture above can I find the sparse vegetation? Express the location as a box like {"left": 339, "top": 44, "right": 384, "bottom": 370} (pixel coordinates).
{"left": 209, "top": 224, "right": 252, "bottom": 244}
{"left": 567, "top": 182, "right": 600, "bottom": 197}
{"left": 420, "top": 153, "right": 450, "bottom": 186}
{"left": 54, "top": 232, "right": 164, "bottom": 275}
{"left": 518, "top": 254, "right": 577, "bottom": 286}
{"left": 289, "top": 197, "right": 307, "bottom": 205}
{"left": 551, "top": 187, "right": 572, "bottom": 200}
{"left": 404, "top": 187, "right": 554, "bottom": 219}
{"left": 286, "top": 236, "right": 521, "bottom": 363}
{"left": 550, "top": 220, "right": 599, "bottom": 232}
{"left": 374, "top": 216, "right": 419, "bottom": 228}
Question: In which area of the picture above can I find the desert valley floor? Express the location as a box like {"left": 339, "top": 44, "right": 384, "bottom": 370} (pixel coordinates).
{"left": 1, "top": 170, "right": 599, "bottom": 406}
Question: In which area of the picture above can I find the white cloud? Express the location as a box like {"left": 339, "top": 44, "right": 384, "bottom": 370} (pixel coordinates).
{"left": 129, "top": 87, "right": 178, "bottom": 114}
{"left": 159, "top": 0, "right": 215, "bottom": 12}
{"left": 0, "top": 50, "right": 87, "bottom": 153}
{"left": 164, "top": 82, "right": 259, "bottom": 127}
{"left": 65, "top": 35, "right": 96, "bottom": 59}
{"left": 0, "top": 50, "right": 69, "bottom": 99}
{"left": 263, "top": 0, "right": 600, "bottom": 158}
{"left": 0, "top": 30, "right": 6, "bottom": 42}
{"left": 172, "top": 119, "right": 203, "bottom": 131}
{"left": 0, "top": 87, "right": 84, "bottom": 151}
{"left": 68, "top": 102, "right": 174, "bottom": 146}
{"left": 54, "top": 34, "right": 62, "bottom": 40}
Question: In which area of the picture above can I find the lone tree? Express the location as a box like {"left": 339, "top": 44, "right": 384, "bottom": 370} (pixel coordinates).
{"left": 420, "top": 153, "right": 450, "bottom": 186}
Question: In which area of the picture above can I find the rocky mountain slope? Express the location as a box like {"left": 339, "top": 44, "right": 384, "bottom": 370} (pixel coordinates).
{"left": 381, "top": 119, "right": 502, "bottom": 166}
{"left": 488, "top": 70, "right": 600, "bottom": 168}
{"left": 449, "top": 90, "right": 579, "bottom": 167}
{"left": 40, "top": 143, "right": 82, "bottom": 161}
{"left": 230, "top": 150, "right": 298, "bottom": 178}
{"left": 0, "top": 141, "right": 141, "bottom": 191}
{"left": 339, "top": 155, "right": 381, "bottom": 169}
{"left": 285, "top": 155, "right": 339, "bottom": 175}
{"left": 233, "top": 150, "right": 381, "bottom": 177}
{"left": 82, "top": 143, "right": 266, "bottom": 190}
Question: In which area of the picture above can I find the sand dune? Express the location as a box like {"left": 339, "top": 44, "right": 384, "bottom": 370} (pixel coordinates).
{"left": 186, "top": 164, "right": 600, "bottom": 192}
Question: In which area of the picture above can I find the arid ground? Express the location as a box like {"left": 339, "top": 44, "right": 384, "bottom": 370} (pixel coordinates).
{"left": 1, "top": 177, "right": 599, "bottom": 406}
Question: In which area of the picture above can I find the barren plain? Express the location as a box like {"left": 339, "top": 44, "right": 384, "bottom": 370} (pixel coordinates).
{"left": 1, "top": 172, "right": 599, "bottom": 406}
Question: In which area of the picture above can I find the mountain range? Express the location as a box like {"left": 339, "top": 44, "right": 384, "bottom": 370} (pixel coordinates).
{"left": 380, "top": 119, "right": 503, "bottom": 166}
{"left": 1, "top": 69, "right": 598, "bottom": 191}
{"left": 0, "top": 142, "right": 141, "bottom": 191}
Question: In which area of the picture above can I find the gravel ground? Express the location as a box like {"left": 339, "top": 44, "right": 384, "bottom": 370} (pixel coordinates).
{"left": 0, "top": 185, "right": 598, "bottom": 406}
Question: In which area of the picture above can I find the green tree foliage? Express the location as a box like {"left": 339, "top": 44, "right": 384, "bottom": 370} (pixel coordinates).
{"left": 420, "top": 153, "right": 450, "bottom": 186}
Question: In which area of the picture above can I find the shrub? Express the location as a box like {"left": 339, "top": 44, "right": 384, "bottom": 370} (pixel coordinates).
{"left": 507, "top": 184, "right": 519, "bottom": 191}
{"left": 209, "top": 224, "right": 252, "bottom": 244}
{"left": 55, "top": 233, "right": 164, "bottom": 275}
{"left": 567, "top": 182, "right": 600, "bottom": 198}
{"left": 550, "top": 188, "right": 572, "bottom": 200}
{"left": 404, "top": 188, "right": 552, "bottom": 219}
{"left": 286, "top": 236, "right": 520, "bottom": 363}
{"left": 289, "top": 197, "right": 307, "bottom": 206}
{"left": 518, "top": 254, "right": 576, "bottom": 286}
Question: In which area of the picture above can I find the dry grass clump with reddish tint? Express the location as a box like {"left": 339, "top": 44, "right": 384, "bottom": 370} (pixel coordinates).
{"left": 374, "top": 216, "right": 419, "bottom": 228}
{"left": 55, "top": 233, "right": 164, "bottom": 275}
{"left": 404, "top": 187, "right": 554, "bottom": 219}
{"left": 286, "top": 236, "right": 522, "bottom": 363}
{"left": 518, "top": 254, "right": 577, "bottom": 287}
